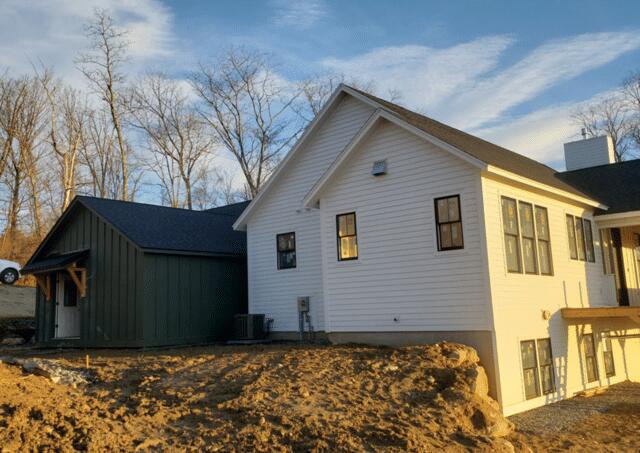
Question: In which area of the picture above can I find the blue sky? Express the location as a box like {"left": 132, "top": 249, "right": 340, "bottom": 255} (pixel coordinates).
{"left": 2, "top": 0, "right": 640, "bottom": 172}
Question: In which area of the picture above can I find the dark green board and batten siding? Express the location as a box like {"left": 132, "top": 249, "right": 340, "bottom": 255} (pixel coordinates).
{"left": 34, "top": 201, "right": 247, "bottom": 347}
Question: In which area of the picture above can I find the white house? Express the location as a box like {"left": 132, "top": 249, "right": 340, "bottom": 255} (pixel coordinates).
{"left": 233, "top": 85, "right": 640, "bottom": 416}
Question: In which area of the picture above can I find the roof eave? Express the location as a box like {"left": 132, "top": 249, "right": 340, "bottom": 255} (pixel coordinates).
{"left": 484, "top": 165, "right": 607, "bottom": 210}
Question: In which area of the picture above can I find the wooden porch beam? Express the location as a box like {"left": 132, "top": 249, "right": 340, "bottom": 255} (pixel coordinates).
{"left": 66, "top": 263, "right": 87, "bottom": 298}
{"left": 35, "top": 275, "right": 52, "bottom": 301}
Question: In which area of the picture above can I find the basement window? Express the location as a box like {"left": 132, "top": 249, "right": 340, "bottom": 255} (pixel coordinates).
{"left": 277, "top": 232, "right": 296, "bottom": 269}
{"left": 520, "top": 338, "right": 555, "bottom": 400}
{"left": 582, "top": 333, "right": 599, "bottom": 383}
{"left": 603, "top": 336, "right": 616, "bottom": 378}
{"left": 566, "top": 215, "right": 595, "bottom": 263}
{"left": 434, "top": 195, "right": 464, "bottom": 251}
{"left": 337, "top": 213, "right": 358, "bottom": 260}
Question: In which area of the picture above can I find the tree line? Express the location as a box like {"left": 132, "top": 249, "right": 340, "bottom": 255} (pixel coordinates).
{"left": 0, "top": 10, "right": 369, "bottom": 262}
{"left": 573, "top": 72, "right": 640, "bottom": 161}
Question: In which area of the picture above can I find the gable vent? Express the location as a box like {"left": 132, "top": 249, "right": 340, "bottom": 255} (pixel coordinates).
{"left": 372, "top": 159, "right": 387, "bottom": 176}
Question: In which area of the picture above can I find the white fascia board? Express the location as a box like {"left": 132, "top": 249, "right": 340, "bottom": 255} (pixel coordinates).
{"left": 302, "top": 109, "right": 487, "bottom": 208}
{"left": 302, "top": 109, "right": 383, "bottom": 207}
{"left": 595, "top": 210, "right": 640, "bottom": 221}
{"left": 485, "top": 165, "right": 607, "bottom": 210}
{"left": 232, "top": 86, "right": 350, "bottom": 230}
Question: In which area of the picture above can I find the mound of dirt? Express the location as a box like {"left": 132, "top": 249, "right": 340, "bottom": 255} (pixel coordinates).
{"left": 0, "top": 343, "right": 520, "bottom": 451}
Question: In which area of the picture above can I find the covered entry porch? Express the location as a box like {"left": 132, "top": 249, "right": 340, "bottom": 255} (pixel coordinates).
{"left": 597, "top": 212, "right": 640, "bottom": 307}
{"left": 22, "top": 250, "right": 88, "bottom": 341}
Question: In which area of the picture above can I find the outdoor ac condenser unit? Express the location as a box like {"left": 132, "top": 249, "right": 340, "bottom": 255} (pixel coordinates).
{"left": 233, "top": 314, "right": 266, "bottom": 340}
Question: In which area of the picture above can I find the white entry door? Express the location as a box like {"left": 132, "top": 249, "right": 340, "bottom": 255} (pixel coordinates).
{"left": 55, "top": 273, "right": 81, "bottom": 338}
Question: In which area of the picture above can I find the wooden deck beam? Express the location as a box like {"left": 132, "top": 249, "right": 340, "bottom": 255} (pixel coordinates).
{"left": 561, "top": 306, "right": 640, "bottom": 325}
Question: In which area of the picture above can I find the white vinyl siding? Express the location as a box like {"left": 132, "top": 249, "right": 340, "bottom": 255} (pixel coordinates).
{"left": 319, "top": 119, "right": 489, "bottom": 332}
{"left": 246, "top": 95, "right": 375, "bottom": 332}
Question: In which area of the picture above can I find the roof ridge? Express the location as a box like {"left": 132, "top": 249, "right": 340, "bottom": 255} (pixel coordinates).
{"left": 76, "top": 195, "right": 246, "bottom": 218}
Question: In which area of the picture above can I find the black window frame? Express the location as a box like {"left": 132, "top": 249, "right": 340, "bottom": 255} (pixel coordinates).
{"left": 534, "top": 206, "right": 554, "bottom": 276}
{"left": 536, "top": 338, "right": 555, "bottom": 395}
{"left": 582, "top": 333, "right": 599, "bottom": 383}
{"left": 434, "top": 194, "right": 464, "bottom": 251}
{"left": 520, "top": 339, "right": 541, "bottom": 399}
{"left": 336, "top": 212, "right": 358, "bottom": 261}
{"left": 519, "top": 201, "right": 538, "bottom": 275}
{"left": 602, "top": 336, "right": 616, "bottom": 378}
{"left": 567, "top": 215, "right": 595, "bottom": 263}
{"left": 502, "top": 197, "right": 522, "bottom": 273}
{"left": 276, "top": 232, "right": 297, "bottom": 270}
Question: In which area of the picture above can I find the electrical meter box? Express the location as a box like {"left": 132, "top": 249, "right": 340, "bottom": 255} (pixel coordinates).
{"left": 297, "top": 296, "right": 310, "bottom": 313}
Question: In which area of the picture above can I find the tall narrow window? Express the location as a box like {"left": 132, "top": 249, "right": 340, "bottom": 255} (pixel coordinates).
{"left": 566, "top": 215, "right": 578, "bottom": 259}
{"left": 519, "top": 202, "right": 538, "bottom": 274}
{"left": 276, "top": 232, "right": 296, "bottom": 269}
{"left": 434, "top": 195, "right": 464, "bottom": 251}
{"left": 575, "top": 217, "right": 586, "bottom": 261}
{"left": 567, "top": 215, "right": 596, "bottom": 263}
{"left": 537, "top": 339, "right": 555, "bottom": 394}
{"left": 602, "top": 336, "right": 616, "bottom": 377}
{"left": 535, "top": 207, "right": 553, "bottom": 275}
{"left": 502, "top": 197, "right": 521, "bottom": 273}
{"left": 520, "top": 340, "right": 540, "bottom": 399}
{"left": 584, "top": 219, "right": 595, "bottom": 263}
{"left": 582, "top": 333, "right": 599, "bottom": 383}
{"left": 337, "top": 213, "right": 358, "bottom": 260}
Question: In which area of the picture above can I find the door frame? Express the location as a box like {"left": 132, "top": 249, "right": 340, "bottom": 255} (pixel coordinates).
{"left": 54, "top": 272, "right": 81, "bottom": 339}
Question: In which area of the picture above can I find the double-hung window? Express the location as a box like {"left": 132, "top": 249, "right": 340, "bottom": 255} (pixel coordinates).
{"left": 337, "top": 213, "right": 358, "bottom": 260}
{"left": 520, "top": 338, "right": 555, "bottom": 400}
{"left": 567, "top": 215, "right": 595, "bottom": 263}
{"left": 501, "top": 197, "right": 553, "bottom": 275}
{"left": 582, "top": 333, "right": 599, "bottom": 383}
{"left": 603, "top": 336, "right": 616, "bottom": 377}
{"left": 276, "top": 232, "right": 296, "bottom": 269}
{"left": 434, "top": 195, "right": 464, "bottom": 251}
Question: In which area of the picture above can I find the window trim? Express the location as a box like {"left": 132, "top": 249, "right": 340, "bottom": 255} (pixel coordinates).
{"left": 276, "top": 232, "right": 297, "bottom": 270}
{"left": 434, "top": 194, "right": 464, "bottom": 252}
{"left": 603, "top": 336, "right": 616, "bottom": 378}
{"left": 582, "top": 333, "right": 599, "bottom": 383}
{"left": 535, "top": 206, "right": 554, "bottom": 276}
{"left": 536, "top": 338, "right": 556, "bottom": 395}
{"left": 336, "top": 212, "right": 358, "bottom": 261}
{"left": 519, "top": 201, "right": 538, "bottom": 275}
{"left": 520, "top": 337, "right": 556, "bottom": 400}
{"left": 502, "top": 197, "right": 522, "bottom": 273}
{"left": 567, "top": 214, "right": 596, "bottom": 263}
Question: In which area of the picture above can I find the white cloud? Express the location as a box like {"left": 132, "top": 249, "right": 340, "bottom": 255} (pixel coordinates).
{"left": 322, "top": 36, "right": 514, "bottom": 110}
{"left": 0, "top": 0, "right": 175, "bottom": 85}
{"left": 473, "top": 90, "right": 619, "bottom": 169}
{"left": 442, "top": 32, "right": 640, "bottom": 129}
{"left": 271, "top": 0, "right": 328, "bottom": 30}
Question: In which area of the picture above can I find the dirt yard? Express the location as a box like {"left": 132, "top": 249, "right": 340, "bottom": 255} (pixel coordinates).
{"left": 0, "top": 343, "right": 518, "bottom": 452}
{"left": 0, "top": 343, "right": 637, "bottom": 452}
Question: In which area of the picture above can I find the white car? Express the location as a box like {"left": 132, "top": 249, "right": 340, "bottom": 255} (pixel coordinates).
{"left": 0, "top": 259, "right": 20, "bottom": 285}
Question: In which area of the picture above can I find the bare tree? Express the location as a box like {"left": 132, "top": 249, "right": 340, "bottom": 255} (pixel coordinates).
{"left": 623, "top": 71, "right": 640, "bottom": 148}
{"left": 572, "top": 96, "right": 634, "bottom": 161}
{"left": 77, "top": 110, "right": 119, "bottom": 199}
{"left": 130, "top": 74, "right": 215, "bottom": 209}
{"left": 191, "top": 48, "right": 303, "bottom": 198}
{"left": 40, "top": 72, "right": 86, "bottom": 212}
{"left": 76, "top": 9, "right": 131, "bottom": 200}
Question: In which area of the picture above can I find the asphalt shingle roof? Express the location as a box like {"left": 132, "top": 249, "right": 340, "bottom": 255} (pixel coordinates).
{"left": 556, "top": 160, "right": 640, "bottom": 215}
{"left": 22, "top": 250, "right": 89, "bottom": 274}
{"left": 76, "top": 196, "right": 249, "bottom": 256}
{"left": 349, "top": 87, "right": 591, "bottom": 198}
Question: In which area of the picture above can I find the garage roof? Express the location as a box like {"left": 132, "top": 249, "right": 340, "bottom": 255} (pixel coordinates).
{"left": 77, "top": 197, "right": 249, "bottom": 256}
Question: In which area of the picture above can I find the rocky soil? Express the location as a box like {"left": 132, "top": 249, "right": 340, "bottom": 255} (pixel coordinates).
{"left": 0, "top": 342, "right": 521, "bottom": 452}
